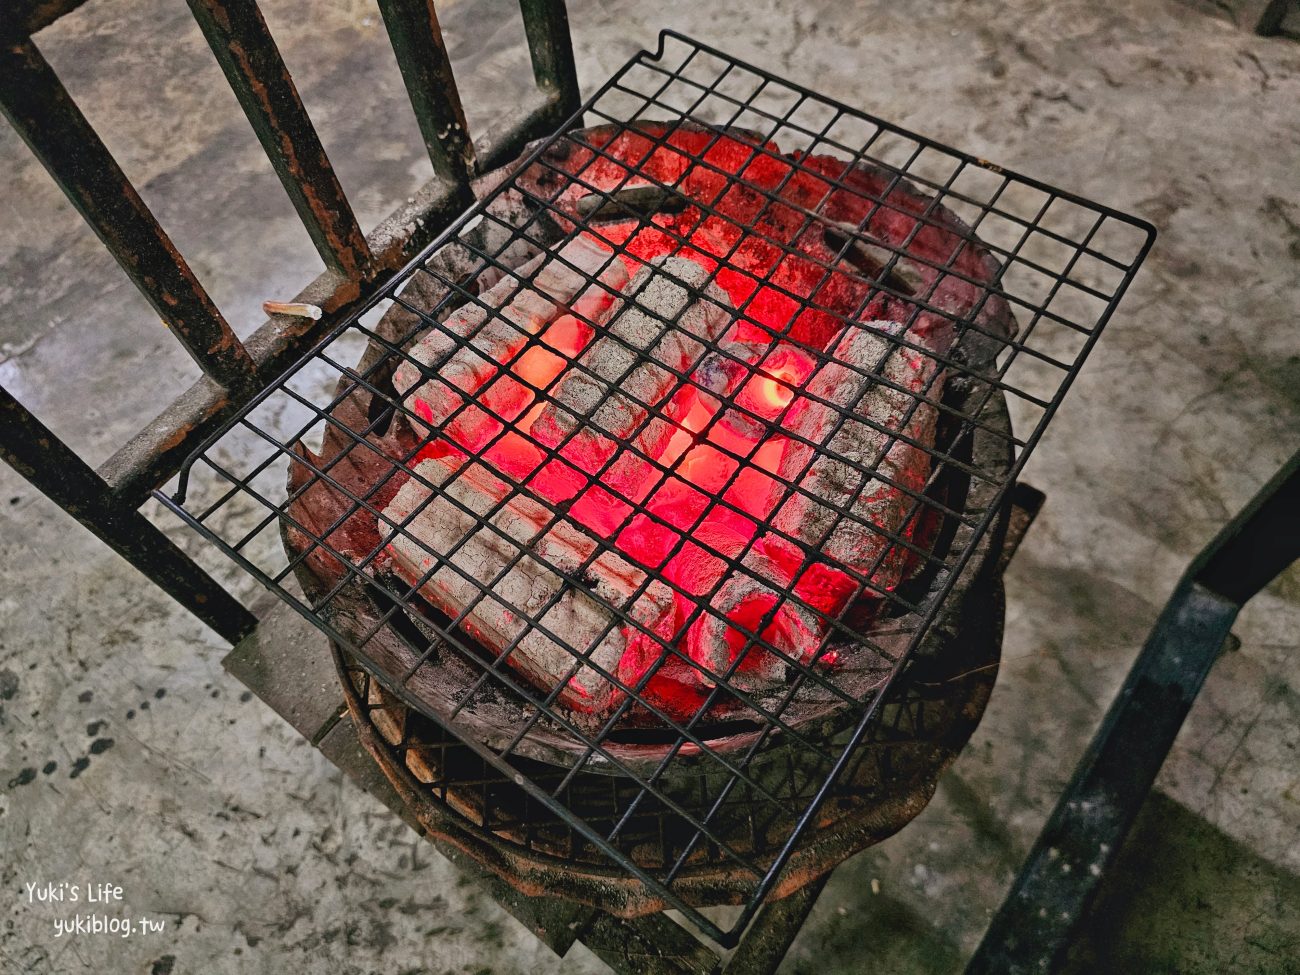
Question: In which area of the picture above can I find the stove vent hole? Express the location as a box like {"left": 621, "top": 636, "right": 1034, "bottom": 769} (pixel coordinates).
{"left": 604, "top": 717, "right": 763, "bottom": 745}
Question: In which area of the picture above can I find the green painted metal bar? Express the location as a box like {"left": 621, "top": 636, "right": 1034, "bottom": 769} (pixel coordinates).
{"left": 186, "top": 0, "right": 372, "bottom": 280}
{"left": 1255, "top": 0, "right": 1295, "bottom": 36}
{"left": 375, "top": 0, "right": 476, "bottom": 193}
{"left": 0, "top": 34, "right": 259, "bottom": 397}
{"left": 966, "top": 450, "right": 1300, "bottom": 974}
{"left": 519, "top": 0, "right": 582, "bottom": 120}
{"left": 0, "top": 387, "right": 257, "bottom": 644}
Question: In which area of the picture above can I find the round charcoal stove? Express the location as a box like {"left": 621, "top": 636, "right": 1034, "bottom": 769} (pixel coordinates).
{"left": 280, "top": 120, "right": 1017, "bottom": 916}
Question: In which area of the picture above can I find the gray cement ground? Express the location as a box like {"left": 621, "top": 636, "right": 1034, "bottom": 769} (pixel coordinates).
{"left": 1, "top": 0, "right": 1298, "bottom": 972}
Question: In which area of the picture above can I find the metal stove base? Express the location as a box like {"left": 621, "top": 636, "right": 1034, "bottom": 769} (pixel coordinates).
{"left": 225, "top": 604, "right": 846, "bottom": 973}
{"left": 225, "top": 600, "right": 750, "bottom": 972}
{"left": 222, "top": 486, "right": 1042, "bottom": 974}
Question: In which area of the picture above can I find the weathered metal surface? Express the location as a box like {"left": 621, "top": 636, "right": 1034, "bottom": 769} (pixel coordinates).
{"left": 519, "top": 0, "right": 582, "bottom": 117}
{"left": 578, "top": 910, "right": 720, "bottom": 975}
{"left": 12, "top": 0, "right": 90, "bottom": 35}
{"left": 376, "top": 0, "right": 476, "bottom": 193}
{"left": 329, "top": 571, "right": 1005, "bottom": 918}
{"left": 187, "top": 0, "right": 372, "bottom": 279}
{"left": 3, "top": 0, "right": 582, "bottom": 578}
{"left": 473, "top": 90, "right": 570, "bottom": 174}
{"left": 723, "top": 874, "right": 829, "bottom": 975}
{"left": 222, "top": 592, "right": 347, "bottom": 743}
{"left": 0, "top": 35, "right": 259, "bottom": 397}
{"left": 968, "top": 584, "right": 1239, "bottom": 975}
{"left": 222, "top": 601, "right": 924, "bottom": 973}
{"left": 0, "top": 387, "right": 257, "bottom": 643}
{"left": 995, "top": 482, "right": 1046, "bottom": 575}
{"left": 966, "top": 452, "right": 1300, "bottom": 975}
{"left": 98, "top": 140, "right": 530, "bottom": 504}
{"left": 1192, "top": 448, "right": 1300, "bottom": 604}
{"left": 331, "top": 649, "right": 599, "bottom": 956}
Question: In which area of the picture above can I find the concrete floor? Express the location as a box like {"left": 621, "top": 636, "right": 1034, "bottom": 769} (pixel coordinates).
{"left": 1, "top": 0, "right": 1298, "bottom": 972}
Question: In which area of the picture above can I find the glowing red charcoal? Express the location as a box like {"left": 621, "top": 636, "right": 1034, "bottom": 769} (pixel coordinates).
{"left": 384, "top": 256, "right": 937, "bottom": 717}
{"left": 380, "top": 125, "right": 986, "bottom": 723}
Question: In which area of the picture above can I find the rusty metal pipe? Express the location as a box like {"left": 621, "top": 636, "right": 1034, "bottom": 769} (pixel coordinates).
{"left": 0, "top": 35, "right": 259, "bottom": 397}
{"left": 377, "top": 0, "right": 476, "bottom": 192}
{"left": 187, "top": 0, "right": 372, "bottom": 280}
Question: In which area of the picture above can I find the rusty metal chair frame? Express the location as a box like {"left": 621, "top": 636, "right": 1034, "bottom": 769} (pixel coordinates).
{"left": 0, "top": 0, "right": 581, "bottom": 643}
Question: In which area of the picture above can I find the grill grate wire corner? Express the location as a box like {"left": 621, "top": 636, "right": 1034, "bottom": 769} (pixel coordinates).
{"left": 155, "top": 31, "right": 1154, "bottom": 945}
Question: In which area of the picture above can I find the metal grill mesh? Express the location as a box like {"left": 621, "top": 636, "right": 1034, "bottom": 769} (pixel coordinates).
{"left": 157, "top": 31, "right": 1153, "bottom": 944}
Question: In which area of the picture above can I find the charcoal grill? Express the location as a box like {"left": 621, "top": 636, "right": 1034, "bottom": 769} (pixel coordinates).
{"left": 155, "top": 31, "right": 1154, "bottom": 953}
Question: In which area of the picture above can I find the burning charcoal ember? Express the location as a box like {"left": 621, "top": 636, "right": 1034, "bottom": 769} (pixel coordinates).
{"left": 272, "top": 104, "right": 1041, "bottom": 776}
{"left": 394, "top": 236, "right": 629, "bottom": 441}
{"left": 684, "top": 540, "right": 823, "bottom": 693}
{"left": 676, "top": 321, "right": 946, "bottom": 696}
{"left": 829, "top": 237, "right": 984, "bottom": 336}
{"left": 531, "top": 256, "right": 731, "bottom": 472}
{"left": 357, "top": 123, "right": 1016, "bottom": 723}
{"left": 595, "top": 329, "right": 771, "bottom": 505}
{"left": 773, "top": 321, "right": 945, "bottom": 597}
{"left": 380, "top": 457, "right": 674, "bottom": 714}
{"left": 718, "top": 343, "right": 818, "bottom": 445}
{"left": 529, "top": 122, "right": 1018, "bottom": 358}
{"left": 665, "top": 331, "right": 766, "bottom": 446}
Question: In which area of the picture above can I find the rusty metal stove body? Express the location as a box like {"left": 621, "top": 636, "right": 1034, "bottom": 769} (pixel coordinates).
{"left": 156, "top": 32, "right": 1154, "bottom": 962}
{"left": 263, "top": 114, "right": 1024, "bottom": 925}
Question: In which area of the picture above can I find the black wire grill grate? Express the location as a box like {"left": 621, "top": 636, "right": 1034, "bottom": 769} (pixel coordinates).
{"left": 156, "top": 32, "right": 1153, "bottom": 944}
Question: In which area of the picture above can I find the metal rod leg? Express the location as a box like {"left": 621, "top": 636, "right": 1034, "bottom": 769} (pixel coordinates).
{"left": 1, "top": 388, "right": 256, "bottom": 643}
{"left": 965, "top": 451, "right": 1300, "bottom": 974}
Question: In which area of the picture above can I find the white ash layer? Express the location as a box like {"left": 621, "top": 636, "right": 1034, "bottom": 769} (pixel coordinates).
{"left": 380, "top": 456, "right": 673, "bottom": 713}
{"left": 684, "top": 321, "right": 944, "bottom": 689}
{"left": 531, "top": 255, "right": 732, "bottom": 469}
{"left": 394, "top": 236, "right": 629, "bottom": 441}
{"left": 774, "top": 321, "right": 944, "bottom": 592}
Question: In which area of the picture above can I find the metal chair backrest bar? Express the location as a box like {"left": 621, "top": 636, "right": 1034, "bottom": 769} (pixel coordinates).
{"left": 0, "top": 0, "right": 581, "bottom": 642}
{"left": 965, "top": 449, "right": 1300, "bottom": 974}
